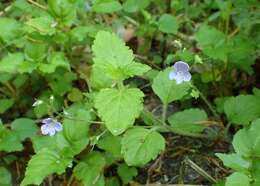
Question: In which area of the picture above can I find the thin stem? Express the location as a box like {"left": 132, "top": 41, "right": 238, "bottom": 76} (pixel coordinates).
{"left": 191, "top": 84, "right": 220, "bottom": 119}
{"left": 27, "top": 0, "right": 47, "bottom": 10}
{"left": 199, "top": 91, "right": 219, "bottom": 119}
{"left": 162, "top": 104, "right": 168, "bottom": 123}
{"left": 3, "top": 82, "right": 16, "bottom": 98}
{"left": 117, "top": 81, "right": 124, "bottom": 89}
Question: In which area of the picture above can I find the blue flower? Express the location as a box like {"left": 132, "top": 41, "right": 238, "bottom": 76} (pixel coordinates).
{"left": 169, "top": 61, "right": 191, "bottom": 84}
{"left": 41, "top": 118, "right": 63, "bottom": 136}
{"left": 85, "top": 1, "right": 92, "bottom": 12}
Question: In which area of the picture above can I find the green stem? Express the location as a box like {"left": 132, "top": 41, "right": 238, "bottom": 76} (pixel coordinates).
{"left": 162, "top": 104, "right": 168, "bottom": 123}
{"left": 117, "top": 81, "right": 124, "bottom": 89}
{"left": 191, "top": 84, "right": 220, "bottom": 119}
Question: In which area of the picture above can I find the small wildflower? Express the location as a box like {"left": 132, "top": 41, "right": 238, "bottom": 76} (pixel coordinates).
{"left": 32, "top": 99, "right": 43, "bottom": 107}
{"left": 85, "top": 1, "right": 92, "bottom": 12}
{"left": 50, "top": 95, "right": 54, "bottom": 101}
{"left": 41, "top": 118, "right": 63, "bottom": 136}
{"left": 169, "top": 61, "right": 191, "bottom": 84}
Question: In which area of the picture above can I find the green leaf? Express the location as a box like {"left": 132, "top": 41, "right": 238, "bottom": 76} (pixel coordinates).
{"left": 168, "top": 108, "right": 207, "bottom": 135}
{"left": 216, "top": 153, "right": 250, "bottom": 173}
{"left": 224, "top": 95, "right": 260, "bottom": 125}
{"left": 18, "top": 61, "right": 38, "bottom": 73}
{"left": 106, "top": 177, "right": 120, "bottom": 186}
{"left": 11, "top": 118, "right": 37, "bottom": 141}
{"left": 0, "top": 167, "right": 12, "bottom": 186}
{"left": 48, "top": 0, "right": 77, "bottom": 25}
{"left": 117, "top": 163, "right": 137, "bottom": 185}
{"left": 61, "top": 105, "right": 91, "bottom": 155}
{"left": 123, "top": 0, "right": 150, "bottom": 12}
{"left": 21, "top": 148, "right": 72, "bottom": 186}
{"left": 123, "top": 62, "right": 151, "bottom": 77}
{"left": 0, "top": 18, "right": 24, "bottom": 46}
{"left": 73, "top": 152, "right": 106, "bottom": 186}
{"left": 97, "top": 133, "right": 122, "bottom": 159}
{"left": 225, "top": 172, "right": 250, "bottom": 186}
{"left": 0, "top": 124, "right": 23, "bottom": 152}
{"left": 152, "top": 68, "right": 191, "bottom": 104}
{"left": 95, "top": 88, "right": 144, "bottom": 135}
{"left": 195, "top": 24, "right": 230, "bottom": 61}
{"left": 49, "top": 70, "right": 76, "bottom": 96}
{"left": 67, "top": 88, "right": 83, "bottom": 102}
{"left": 121, "top": 127, "right": 165, "bottom": 166}
{"left": 228, "top": 35, "right": 256, "bottom": 74}
{"left": 158, "top": 14, "right": 179, "bottom": 34}
{"left": 92, "top": 0, "right": 122, "bottom": 13}
{"left": 0, "top": 53, "right": 24, "bottom": 73}
{"left": 92, "top": 31, "right": 150, "bottom": 80}
{"left": 32, "top": 135, "right": 56, "bottom": 153}
{"left": 233, "top": 119, "right": 260, "bottom": 157}
{"left": 90, "top": 64, "right": 113, "bottom": 90}
{"left": 25, "top": 16, "right": 56, "bottom": 35}
{"left": 0, "top": 99, "right": 14, "bottom": 114}
{"left": 24, "top": 41, "right": 48, "bottom": 62}
{"left": 39, "top": 52, "right": 70, "bottom": 73}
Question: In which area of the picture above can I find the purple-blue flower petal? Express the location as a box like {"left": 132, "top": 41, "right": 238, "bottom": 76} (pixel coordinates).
{"left": 42, "top": 118, "right": 53, "bottom": 124}
{"left": 54, "top": 122, "right": 63, "bottom": 132}
{"left": 182, "top": 71, "right": 191, "bottom": 82}
{"left": 169, "top": 70, "right": 178, "bottom": 80}
{"left": 41, "top": 118, "right": 63, "bottom": 136}
{"left": 173, "top": 61, "right": 189, "bottom": 72}
{"left": 175, "top": 75, "right": 184, "bottom": 84}
{"left": 41, "top": 124, "right": 50, "bottom": 135}
{"left": 48, "top": 127, "right": 56, "bottom": 136}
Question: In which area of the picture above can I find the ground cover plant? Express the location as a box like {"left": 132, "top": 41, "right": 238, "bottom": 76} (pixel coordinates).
{"left": 0, "top": 0, "right": 259, "bottom": 185}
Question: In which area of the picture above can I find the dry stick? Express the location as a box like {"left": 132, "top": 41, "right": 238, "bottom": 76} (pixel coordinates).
{"left": 146, "top": 154, "right": 163, "bottom": 185}
{"left": 27, "top": 0, "right": 47, "bottom": 10}
{"left": 184, "top": 157, "right": 217, "bottom": 184}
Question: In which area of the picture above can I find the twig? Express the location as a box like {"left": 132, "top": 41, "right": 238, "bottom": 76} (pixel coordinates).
{"left": 228, "top": 28, "right": 239, "bottom": 38}
{"left": 135, "top": 54, "right": 161, "bottom": 70}
{"left": 27, "top": 0, "right": 47, "bottom": 10}
{"left": 184, "top": 157, "right": 217, "bottom": 183}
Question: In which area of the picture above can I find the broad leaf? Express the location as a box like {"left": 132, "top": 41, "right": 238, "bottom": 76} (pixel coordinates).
{"left": 39, "top": 52, "right": 70, "bottom": 73}
{"left": 97, "top": 133, "right": 122, "bottom": 159}
{"left": 0, "top": 18, "right": 24, "bottom": 46}
{"left": 168, "top": 108, "right": 207, "bottom": 135}
{"left": 92, "top": 31, "right": 150, "bottom": 80}
{"left": 233, "top": 119, "right": 260, "bottom": 157}
{"left": 228, "top": 35, "right": 256, "bottom": 74}
{"left": 216, "top": 153, "right": 250, "bottom": 173}
{"left": 90, "top": 64, "right": 113, "bottom": 90}
{"left": 121, "top": 127, "right": 165, "bottom": 166}
{"left": 195, "top": 24, "right": 230, "bottom": 61}
{"left": 0, "top": 53, "right": 24, "bottom": 74}
{"left": 11, "top": 118, "right": 37, "bottom": 141}
{"left": 117, "top": 163, "right": 137, "bottom": 185}
{"left": 0, "top": 124, "right": 23, "bottom": 152}
{"left": 152, "top": 68, "right": 191, "bottom": 104}
{"left": 158, "top": 14, "right": 179, "bottom": 34}
{"left": 92, "top": 0, "right": 122, "bottom": 13}
{"left": 25, "top": 16, "right": 56, "bottom": 35}
{"left": 95, "top": 88, "right": 144, "bottom": 135}
{"left": 123, "top": 0, "right": 150, "bottom": 12}
{"left": 73, "top": 152, "right": 106, "bottom": 186}
{"left": 21, "top": 148, "right": 72, "bottom": 186}
{"left": 225, "top": 172, "right": 250, "bottom": 186}
{"left": 0, "top": 99, "right": 14, "bottom": 114}
{"left": 224, "top": 95, "right": 260, "bottom": 125}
